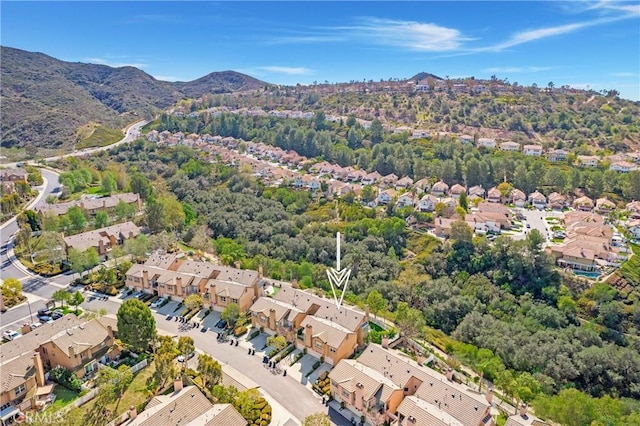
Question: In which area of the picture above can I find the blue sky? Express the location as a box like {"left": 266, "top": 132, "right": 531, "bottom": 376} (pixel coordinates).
{"left": 2, "top": 1, "right": 639, "bottom": 100}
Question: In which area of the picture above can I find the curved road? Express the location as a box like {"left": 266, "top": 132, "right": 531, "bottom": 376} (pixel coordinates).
{"left": 1, "top": 121, "right": 146, "bottom": 327}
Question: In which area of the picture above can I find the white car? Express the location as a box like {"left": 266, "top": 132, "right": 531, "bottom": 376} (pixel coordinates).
{"left": 3, "top": 330, "right": 21, "bottom": 341}
{"left": 177, "top": 352, "right": 195, "bottom": 363}
{"left": 151, "top": 298, "right": 166, "bottom": 308}
{"left": 30, "top": 322, "right": 43, "bottom": 330}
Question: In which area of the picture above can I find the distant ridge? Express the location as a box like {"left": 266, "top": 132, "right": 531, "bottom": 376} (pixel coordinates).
{"left": 0, "top": 46, "right": 268, "bottom": 150}
{"left": 408, "top": 72, "right": 444, "bottom": 81}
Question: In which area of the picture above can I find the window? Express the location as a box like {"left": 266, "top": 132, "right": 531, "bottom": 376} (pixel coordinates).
{"left": 315, "top": 341, "right": 323, "bottom": 349}
{"left": 330, "top": 347, "right": 336, "bottom": 353}
{"left": 231, "top": 298, "right": 238, "bottom": 304}
{"left": 14, "top": 384, "right": 26, "bottom": 396}
{"left": 133, "top": 277, "right": 140, "bottom": 283}
{"left": 342, "top": 388, "right": 350, "bottom": 398}
{"left": 167, "top": 285, "right": 174, "bottom": 292}
{"left": 220, "top": 296, "right": 227, "bottom": 303}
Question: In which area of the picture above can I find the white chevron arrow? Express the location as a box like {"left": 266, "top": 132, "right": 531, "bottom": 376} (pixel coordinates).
{"left": 328, "top": 232, "right": 351, "bottom": 309}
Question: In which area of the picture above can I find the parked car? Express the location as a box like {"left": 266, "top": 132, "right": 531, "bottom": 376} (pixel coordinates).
{"left": 30, "top": 322, "right": 42, "bottom": 330}
{"left": 3, "top": 330, "right": 21, "bottom": 341}
{"left": 37, "top": 308, "right": 52, "bottom": 318}
{"left": 39, "top": 315, "right": 53, "bottom": 323}
{"left": 176, "top": 352, "right": 196, "bottom": 363}
{"left": 200, "top": 326, "right": 209, "bottom": 333}
{"left": 215, "top": 319, "right": 227, "bottom": 329}
{"left": 51, "top": 310, "right": 64, "bottom": 320}
{"left": 151, "top": 298, "right": 166, "bottom": 308}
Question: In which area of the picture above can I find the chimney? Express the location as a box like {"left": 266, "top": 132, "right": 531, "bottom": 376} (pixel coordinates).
{"left": 381, "top": 336, "right": 389, "bottom": 349}
{"left": 106, "top": 325, "right": 114, "bottom": 339}
{"left": 446, "top": 367, "right": 453, "bottom": 382}
{"left": 176, "top": 277, "right": 183, "bottom": 291}
{"left": 33, "top": 352, "right": 46, "bottom": 387}
{"left": 234, "top": 261, "right": 241, "bottom": 269}
{"left": 269, "top": 309, "right": 276, "bottom": 330}
{"left": 258, "top": 264, "right": 264, "bottom": 278}
{"left": 408, "top": 415, "right": 416, "bottom": 424}
{"left": 142, "top": 270, "right": 149, "bottom": 285}
{"left": 68, "top": 345, "right": 75, "bottom": 358}
{"left": 304, "top": 323, "right": 313, "bottom": 347}
{"left": 98, "top": 239, "right": 105, "bottom": 255}
{"left": 485, "top": 387, "right": 494, "bottom": 404}
{"left": 129, "top": 406, "right": 137, "bottom": 420}
{"left": 174, "top": 377, "right": 183, "bottom": 392}
{"left": 354, "top": 382, "right": 364, "bottom": 410}
{"left": 519, "top": 403, "right": 528, "bottom": 417}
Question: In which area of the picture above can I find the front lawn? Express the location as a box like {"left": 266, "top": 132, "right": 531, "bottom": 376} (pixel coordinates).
{"left": 620, "top": 243, "right": 640, "bottom": 284}
{"left": 50, "top": 385, "right": 81, "bottom": 412}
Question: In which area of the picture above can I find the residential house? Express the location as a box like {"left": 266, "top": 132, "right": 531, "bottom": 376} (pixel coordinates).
{"left": 505, "top": 405, "right": 548, "bottom": 426}
{"left": 548, "top": 238, "right": 616, "bottom": 272}
{"left": 627, "top": 219, "right": 640, "bottom": 240}
{"left": 610, "top": 161, "right": 638, "bottom": 173}
{"left": 396, "top": 193, "right": 416, "bottom": 209}
{"left": 361, "top": 172, "right": 382, "bottom": 186}
{"left": 486, "top": 187, "right": 502, "bottom": 203}
{"left": 563, "top": 211, "right": 603, "bottom": 226}
{"left": 417, "top": 194, "right": 438, "bottom": 212}
{"left": 431, "top": 181, "right": 449, "bottom": 197}
{"left": 499, "top": 141, "right": 520, "bottom": 152}
{"left": 35, "top": 193, "right": 142, "bottom": 218}
{"left": 410, "top": 130, "right": 430, "bottom": 139}
{"left": 626, "top": 201, "right": 640, "bottom": 219}
{"left": 125, "top": 380, "right": 246, "bottom": 426}
{"left": 273, "top": 286, "right": 369, "bottom": 354}
{"left": 477, "top": 202, "right": 511, "bottom": 219}
{"left": 249, "top": 297, "right": 305, "bottom": 343}
{"left": 0, "top": 315, "right": 94, "bottom": 419}
{"left": 468, "top": 185, "right": 486, "bottom": 200}
{"left": 449, "top": 184, "right": 467, "bottom": 199}
{"left": 381, "top": 174, "right": 399, "bottom": 188}
{"left": 477, "top": 138, "right": 496, "bottom": 149}
{"left": 413, "top": 178, "right": 431, "bottom": 194}
{"left": 523, "top": 144, "right": 543, "bottom": 156}
{"left": 433, "top": 217, "right": 457, "bottom": 237}
{"left": 573, "top": 196, "right": 594, "bottom": 211}
{"left": 37, "top": 316, "right": 120, "bottom": 378}
{"left": 395, "top": 176, "right": 414, "bottom": 191}
{"left": 0, "top": 168, "right": 28, "bottom": 183}
{"left": 547, "top": 149, "right": 568, "bottom": 162}
{"left": 299, "top": 316, "right": 358, "bottom": 365}
{"left": 510, "top": 189, "right": 527, "bottom": 207}
{"left": 577, "top": 155, "right": 599, "bottom": 168}
{"left": 330, "top": 344, "right": 496, "bottom": 426}
{"left": 125, "top": 252, "right": 260, "bottom": 309}
{"left": 595, "top": 197, "right": 616, "bottom": 214}
{"left": 547, "top": 192, "right": 568, "bottom": 210}
{"left": 376, "top": 189, "right": 397, "bottom": 205}
{"left": 528, "top": 191, "right": 547, "bottom": 209}
{"left": 347, "top": 170, "right": 368, "bottom": 183}
{"left": 466, "top": 212, "right": 511, "bottom": 233}
{"left": 63, "top": 221, "right": 141, "bottom": 257}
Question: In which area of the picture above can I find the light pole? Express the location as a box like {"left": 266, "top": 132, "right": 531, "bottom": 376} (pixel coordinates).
{"left": 8, "top": 287, "right": 33, "bottom": 323}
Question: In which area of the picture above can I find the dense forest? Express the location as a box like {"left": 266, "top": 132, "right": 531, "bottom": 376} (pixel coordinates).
{"left": 49, "top": 139, "right": 640, "bottom": 425}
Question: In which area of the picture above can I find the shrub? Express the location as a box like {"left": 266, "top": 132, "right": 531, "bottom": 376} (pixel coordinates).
{"left": 50, "top": 365, "right": 81, "bottom": 391}
{"left": 248, "top": 329, "right": 261, "bottom": 340}
{"left": 234, "top": 326, "right": 248, "bottom": 337}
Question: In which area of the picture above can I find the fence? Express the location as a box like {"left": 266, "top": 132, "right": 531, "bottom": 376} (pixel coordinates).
{"left": 130, "top": 358, "right": 148, "bottom": 374}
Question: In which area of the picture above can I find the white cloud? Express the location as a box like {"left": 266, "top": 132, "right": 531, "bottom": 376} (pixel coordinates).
{"left": 609, "top": 72, "right": 637, "bottom": 77}
{"left": 256, "top": 66, "right": 314, "bottom": 75}
{"left": 483, "top": 66, "right": 554, "bottom": 73}
{"left": 85, "top": 57, "right": 148, "bottom": 69}
{"left": 347, "top": 17, "right": 471, "bottom": 52}
{"left": 240, "top": 66, "right": 314, "bottom": 76}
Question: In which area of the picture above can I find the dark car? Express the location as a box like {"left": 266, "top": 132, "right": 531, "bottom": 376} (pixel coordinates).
{"left": 200, "top": 326, "right": 209, "bottom": 333}
{"left": 39, "top": 315, "right": 53, "bottom": 323}
{"left": 37, "top": 308, "right": 52, "bottom": 318}
{"left": 215, "top": 319, "right": 227, "bottom": 329}
{"left": 51, "top": 310, "right": 64, "bottom": 320}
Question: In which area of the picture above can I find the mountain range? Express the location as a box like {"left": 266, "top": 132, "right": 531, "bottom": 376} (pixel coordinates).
{"left": 0, "top": 46, "right": 267, "bottom": 150}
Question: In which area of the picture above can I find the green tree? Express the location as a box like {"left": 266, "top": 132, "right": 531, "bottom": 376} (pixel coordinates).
{"left": 41, "top": 211, "right": 59, "bottom": 232}
{"left": 68, "top": 248, "right": 86, "bottom": 278}
{"left": 129, "top": 172, "right": 152, "bottom": 200}
{"left": 95, "top": 211, "right": 109, "bottom": 228}
{"left": 266, "top": 335, "right": 287, "bottom": 353}
{"left": 123, "top": 234, "right": 150, "bottom": 260}
{"left": 233, "top": 388, "right": 262, "bottom": 420}
{"left": 370, "top": 119, "right": 384, "bottom": 144}
{"left": 197, "top": 353, "right": 222, "bottom": 389}
{"left": 366, "top": 290, "right": 386, "bottom": 318}
{"left": 512, "top": 372, "right": 541, "bottom": 410}
{"left": 101, "top": 172, "right": 117, "bottom": 194}
{"left": 458, "top": 191, "right": 468, "bottom": 211}
{"left": 94, "top": 365, "right": 133, "bottom": 413}
{"left": 67, "top": 206, "right": 87, "bottom": 232}
{"left": 52, "top": 289, "right": 70, "bottom": 308}
{"left": 303, "top": 413, "right": 331, "bottom": 426}
{"left": 177, "top": 336, "right": 195, "bottom": 370}
{"left": 394, "top": 301, "right": 425, "bottom": 338}
{"left": 361, "top": 185, "right": 377, "bottom": 204}
{"left": 117, "top": 299, "right": 157, "bottom": 353}
{"left": 221, "top": 302, "right": 240, "bottom": 326}
{"left": 153, "top": 336, "right": 178, "bottom": 390}
{"left": 85, "top": 247, "right": 101, "bottom": 269}
{"left": 184, "top": 294, "right": 204, "bottom": 311}
{"left": 1, "top": 278, "right": 25, "bottom": 307}
{"left": 115, "top": 199, "right": 136, "bottom": 221}
{"left": 69, "top": 291, "right": 85, "bottom": 313}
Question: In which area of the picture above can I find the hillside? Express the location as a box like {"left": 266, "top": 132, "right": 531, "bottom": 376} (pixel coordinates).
{"left": 0, "top": 46, "right": 267, "bottom": 150}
